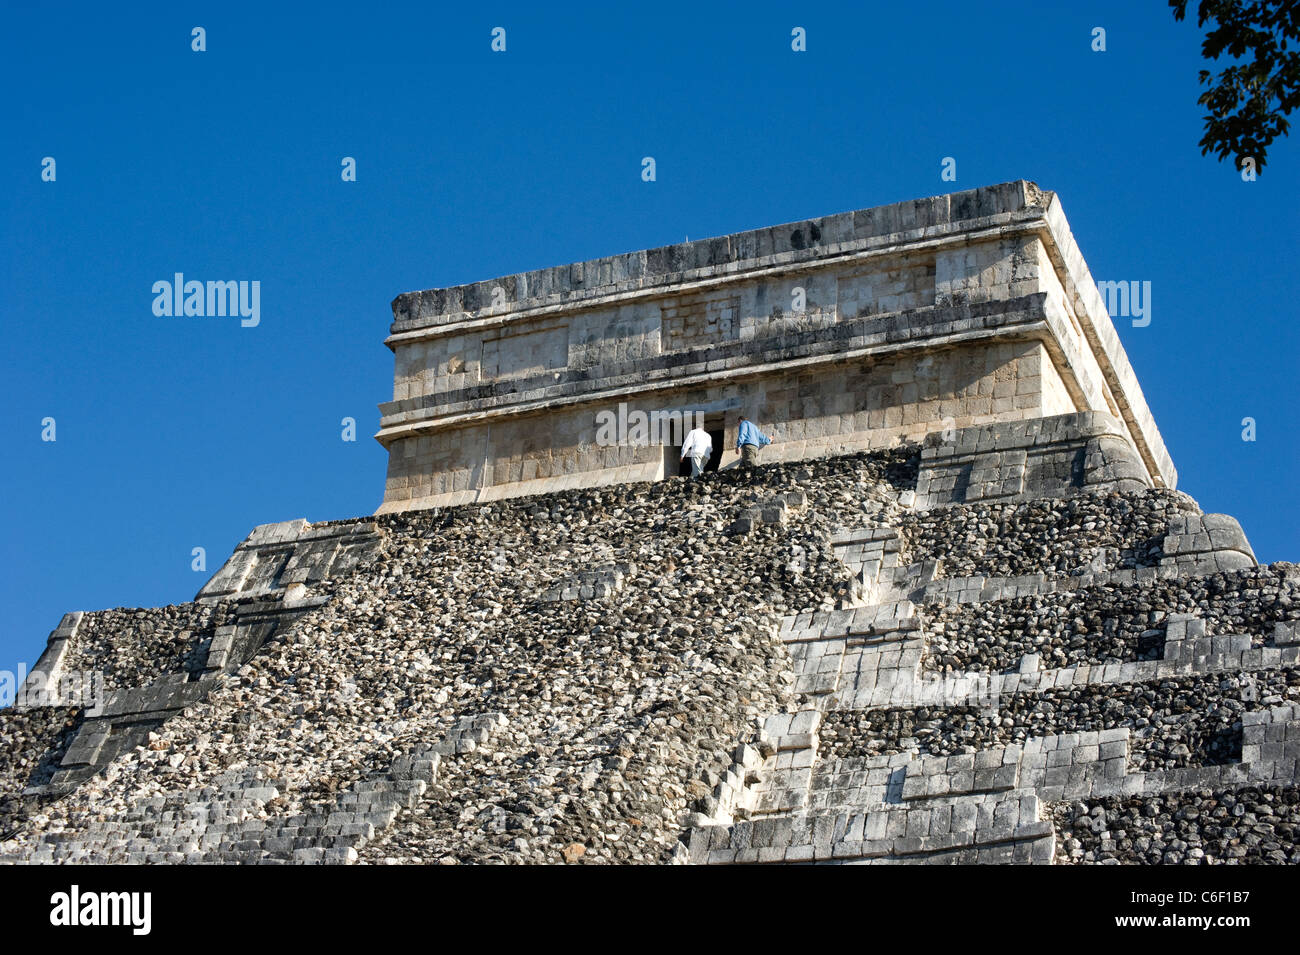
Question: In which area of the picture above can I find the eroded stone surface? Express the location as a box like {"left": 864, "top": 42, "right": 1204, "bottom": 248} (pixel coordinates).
{"left": 377, "top": 183, "right": 1175, "bottom": 511}
{"left": 1, "top": 187, "right": 1292, "bottom": 865}
{"left": 3, "top": 426, "right": 1294, "bottom": 864}
{"left": 2, "top": 454, "right": 918, "bottom": 863}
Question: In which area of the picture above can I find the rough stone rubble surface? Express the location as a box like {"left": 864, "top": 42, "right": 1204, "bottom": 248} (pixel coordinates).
{"left": 2, "top": 417, "right": 1297, "bottom": 865}
{"left": 6, "top": 185, "right": 1291, "bottom": 865}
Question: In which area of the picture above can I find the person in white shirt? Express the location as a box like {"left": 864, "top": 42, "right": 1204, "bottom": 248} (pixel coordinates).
{"left": 680, "top": 425, "right": 713, "bottom": 478}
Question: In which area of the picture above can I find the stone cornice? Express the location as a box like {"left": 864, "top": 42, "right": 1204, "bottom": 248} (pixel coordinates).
{"left": 374, "top": 295, "right": 1056, "bottom": 446}
{"left": 386, "top": 180, "right": 1051, "bottom": 342}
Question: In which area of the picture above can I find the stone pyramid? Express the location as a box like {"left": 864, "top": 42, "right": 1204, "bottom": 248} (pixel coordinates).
{"left": 3, "top": 183, "right": 1296, "bottom": 864}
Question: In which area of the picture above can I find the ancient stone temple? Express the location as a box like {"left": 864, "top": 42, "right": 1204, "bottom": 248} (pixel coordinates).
{"left": 3, "top": 182, "right": 1296, "bottom": 865}
{"left": 377, "top": 179, "right": 1173, "bottom": 510}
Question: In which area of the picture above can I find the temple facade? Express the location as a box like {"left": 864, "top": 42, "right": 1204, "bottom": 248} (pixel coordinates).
{"left": 375, "top": 181, "right": 1175, "bottom": 512}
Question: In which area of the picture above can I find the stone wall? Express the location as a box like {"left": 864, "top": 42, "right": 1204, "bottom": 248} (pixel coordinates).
{"left": 1052, "top": 786, "right": 1300, "bottom": 864}
{"left": 680, "top": 422, "right": 1296, "bottom": 864}
{"left": 382, "top": 338, "right": 1074, "bottom": 510}
{"left": 0, "top": 707, "right": 80, "bottom": 839}
{"left": 3, "top": 452, "right": 915, "bottom": 863}
{"left": 9, "top": 519, "right": 385, "bottom": 793}
{"left": 376, "top": 181, "right": 1176, "bottom": 511}
{"left": 2, "top": 416, "right": 1293, "bottom": 865}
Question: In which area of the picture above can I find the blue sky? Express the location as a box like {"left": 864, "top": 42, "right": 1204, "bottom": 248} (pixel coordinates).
{"left": 2, "top": 1, "right": 1296, "bottom": 672}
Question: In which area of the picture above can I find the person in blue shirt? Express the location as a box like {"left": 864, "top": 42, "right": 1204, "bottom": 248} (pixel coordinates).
{"left": 736, "top": 415, "right": 771, "bottom": 468}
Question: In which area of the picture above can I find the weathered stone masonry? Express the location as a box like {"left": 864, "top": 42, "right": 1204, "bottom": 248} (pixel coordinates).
{"left": 680, "top": 436, "right": 1299, "bottom": 864}
{"left": 2, "top": 183, "right": 1295, "bottom": 865}
{"left": 5, "top": 422, "right": 1294, "bottom": 864}
{"left": 376, "top": 181, "right": 1174, "bottom": 511}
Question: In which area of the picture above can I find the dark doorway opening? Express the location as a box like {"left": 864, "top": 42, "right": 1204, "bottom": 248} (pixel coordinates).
{"left": 703, "top": 425, "right": 724, "bottom": 472}
{"left": 671, "top": 415, "right": 725, "bottom": 477}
